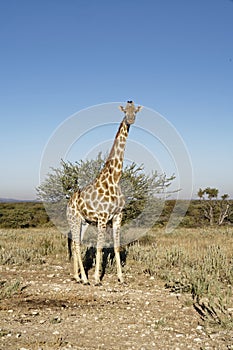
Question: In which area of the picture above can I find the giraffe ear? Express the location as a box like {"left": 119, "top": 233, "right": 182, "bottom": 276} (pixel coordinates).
{"left": 119, "top": 106, "right": 125, "bottom": 112}
{"left": 135, "top": 106, "right": 143, "bottom": 113}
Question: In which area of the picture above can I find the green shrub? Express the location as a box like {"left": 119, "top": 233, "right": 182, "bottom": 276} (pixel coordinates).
{"left": 0, "top": 202, "right": 52, "bottom": 228}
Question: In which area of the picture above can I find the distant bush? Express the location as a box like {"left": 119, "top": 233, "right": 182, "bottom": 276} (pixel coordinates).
{"left": 0, "top": 202, "right": 53, "bottom": 229}
{"left": 0, "top": 200, "right": 232, "bottom": 229}
{"left": 157, "top": 200, "right": 233, "bottom": 228}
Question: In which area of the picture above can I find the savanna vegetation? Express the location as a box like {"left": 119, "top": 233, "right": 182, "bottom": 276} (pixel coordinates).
{"left": 0, "top": 202, "right": 51, "bottom": 229}
{"left": 0, "top": 155, "right": 233, "bottom": 333}
{"left": 0, "top": 226, "right": 233, "bottom": 331}
{"left": 35, "top": 153, "right": 233, "bottom": 229}
{"left": 0, "top": 198, "right": 233, "bottom": 229}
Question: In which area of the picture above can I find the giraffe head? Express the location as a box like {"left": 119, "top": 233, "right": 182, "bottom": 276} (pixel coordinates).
{"left": 119, "top": 101, "right": 142, "bottom": 125}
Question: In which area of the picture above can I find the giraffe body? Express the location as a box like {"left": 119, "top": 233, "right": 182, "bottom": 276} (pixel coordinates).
{"left": 67, "top": 101, "right": 142, "bottom": 285}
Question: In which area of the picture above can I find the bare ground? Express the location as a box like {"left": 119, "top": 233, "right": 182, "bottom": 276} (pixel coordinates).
{"left": 1, "top": 260, "right": 233, "bottom": 350}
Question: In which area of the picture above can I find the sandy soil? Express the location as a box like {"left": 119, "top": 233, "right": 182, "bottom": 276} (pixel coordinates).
{"left": 1, "top": 261, "right": 233, "bottom": 350}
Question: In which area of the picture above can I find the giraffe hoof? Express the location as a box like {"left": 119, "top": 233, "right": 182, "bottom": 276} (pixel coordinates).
{"left": 94, "top": 279, "right": 102, "bottom": 286}
{"left": 118, "top": 277, "right": 125, "bottom": 284}
{"left": 83, "top": 281, "right": 90, "bottom": 286}
{"left": 73, "top": 276, "right": 82, "bottom": 283}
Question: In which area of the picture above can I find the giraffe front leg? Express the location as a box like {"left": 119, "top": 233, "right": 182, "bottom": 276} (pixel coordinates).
{"left": 113, "top": 213, "right": 124, "bottom": 283}
{"left": 114, "top": 247, "right": 124, "bottom": 283}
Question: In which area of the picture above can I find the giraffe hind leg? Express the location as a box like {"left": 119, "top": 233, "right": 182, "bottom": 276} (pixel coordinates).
{"left": 72, "top": 240, "right": 81, "bottom": 283}
{"left": 68, "top": 213, "right": 89, "bottom": 284}
{"left": 72, "top": 240, "right": 89, "bottom": 285}
{"left": 113, "top": 213, "right": 124, "bottom": 283}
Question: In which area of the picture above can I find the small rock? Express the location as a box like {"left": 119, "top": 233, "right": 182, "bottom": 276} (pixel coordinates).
{"left": 196, "top": 325, "right": 203, "bottom": 330}
{"left": 209, "top": 333, "right": 219, "bottom": 339}
{"left": 31, "top": 310, "right": 39, "bottom": 316}
{"left": 51, "top": 316, "right": 61, "bottom": 324}
{"left": 194, "top": 337, "right": 202, "bottom": 342}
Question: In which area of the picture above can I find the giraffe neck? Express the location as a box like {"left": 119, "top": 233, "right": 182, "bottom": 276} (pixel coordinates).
{"left": 97, "top": 118, "right": 130, "bottom": 185}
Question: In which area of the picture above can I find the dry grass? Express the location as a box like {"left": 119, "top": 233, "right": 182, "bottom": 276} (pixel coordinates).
{"left": 127, "top": 226, "right": 233, "bottom": 329}
{"left": 0, "top": 226, "right": 233, "bottom": 329}
{"left": 0, "top": 228, "right": 67, "bottom": 265}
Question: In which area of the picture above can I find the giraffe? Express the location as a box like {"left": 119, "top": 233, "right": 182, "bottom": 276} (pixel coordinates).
{"left": 66, "top": 101, "right": 142, "bottom": 285}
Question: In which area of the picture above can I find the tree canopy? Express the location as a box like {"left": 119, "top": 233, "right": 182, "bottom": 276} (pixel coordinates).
{"left": 37, "top": 153, "right": 175, "bottom": 230}
{"left": 197, "top": 187, "right": 231, "bottom": 225}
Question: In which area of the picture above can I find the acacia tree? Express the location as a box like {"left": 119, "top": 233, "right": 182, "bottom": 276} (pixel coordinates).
{"left": 197, "top": 187, "right": 232, "bottom": 226}
{"left": 37, "top": 152, "right": 175, "bottom": 227}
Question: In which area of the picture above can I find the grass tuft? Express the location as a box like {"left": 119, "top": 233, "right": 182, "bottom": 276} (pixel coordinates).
{"left": 0, "top": 280, "right": 21, "bottom": 300}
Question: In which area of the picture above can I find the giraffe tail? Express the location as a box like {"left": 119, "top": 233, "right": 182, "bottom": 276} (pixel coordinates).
{"left": 67, "top": 233, "right": 72, "bottom": 260}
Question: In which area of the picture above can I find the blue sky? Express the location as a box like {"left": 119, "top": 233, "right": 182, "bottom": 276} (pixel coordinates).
{"left": 0, "top": 0, "right": 233, "bottom": 200}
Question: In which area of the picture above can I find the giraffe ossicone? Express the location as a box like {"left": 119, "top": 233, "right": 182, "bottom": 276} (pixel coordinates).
{"left": 67, "top": 101, "right": 142, "bottom": 285}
